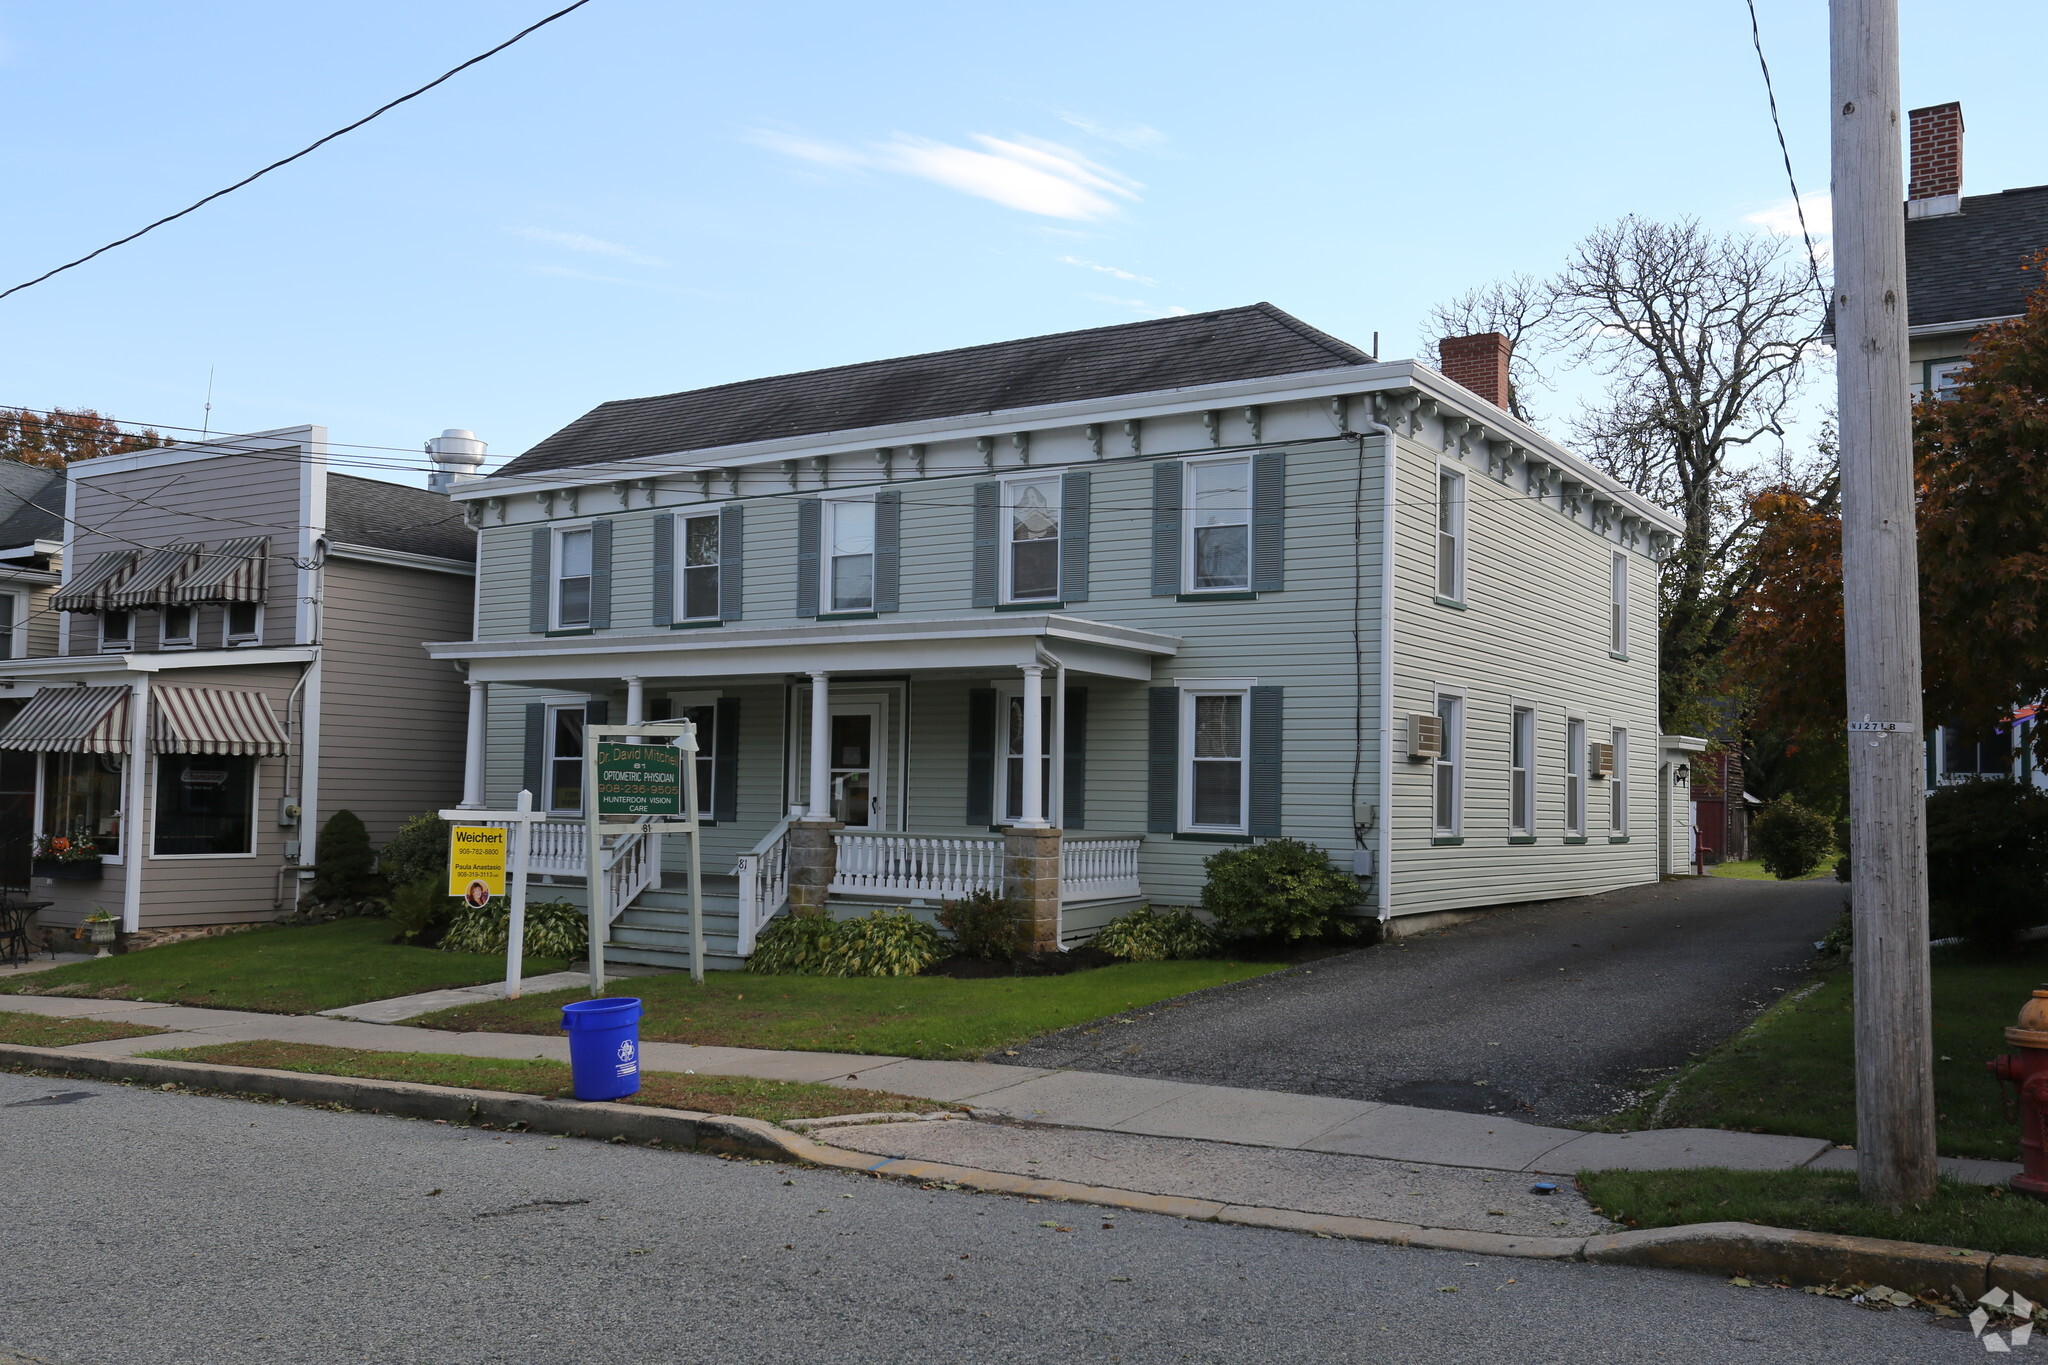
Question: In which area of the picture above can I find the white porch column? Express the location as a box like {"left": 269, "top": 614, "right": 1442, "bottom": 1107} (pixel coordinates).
{"left": 121, "top": 676, "right": 149, "bottom": 933}
{"left": 1017, "top": 663, "right": 1048, "bottom": 828}
{"left": 459, "top": 679, "right": 488, "bottom": 809}
{"left": 624, "top": 675, "right": 645, "bottom": 727}
{"left": 807, "top": 670, "right": 831, "bottom": 820}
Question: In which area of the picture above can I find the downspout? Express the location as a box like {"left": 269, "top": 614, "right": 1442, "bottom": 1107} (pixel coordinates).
{"left": 1345, "top": 406, "right": 1397, "bottom": 923}
{"left": 276, "top": 662, "right": 314, "bottom": 910}
{"left": 121, "top": 674, "right": 149, "bottom": 933}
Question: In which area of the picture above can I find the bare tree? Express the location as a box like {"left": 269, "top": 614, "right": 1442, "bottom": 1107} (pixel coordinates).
{"left": 1422, "top": 274, "right": 1553, "bottom": 423}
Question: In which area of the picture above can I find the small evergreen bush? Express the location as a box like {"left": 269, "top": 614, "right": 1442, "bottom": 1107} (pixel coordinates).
{"left": 1199, "top": 837, "right": 1360, "bottom": 942}
{"left": 1926, "top": 779, "right": 2048, "bottom": 948}
{"left": 748, "top": 908, "right": 944, "bottom": 977}
{"left": 1093, "top": 905, "right": 1219, "bottom": 962}
{"left": 387, "top": 877, "right": 454, "bottom": 947}
{"left": 308, "top": 809, "right": 384, "bottom": 909}
{"left": 440, "top": 898, "right": 587, "bottom": 958}
{"left": 379, "top": 812, "right": 450, "bottom": 890}
{"left": 1752, "top": 797, "right": 1834, "bottom": 880}
{"left": 937, "top": 889, "right": 1022, "bottom": 960}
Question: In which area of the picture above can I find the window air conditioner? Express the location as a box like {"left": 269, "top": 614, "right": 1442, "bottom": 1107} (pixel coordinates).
{"left": 1589, "top": 741, "right": 1616, "bottom": 778}
{"left": 1408, "top": 713, "right": 1444, "bottom": 762}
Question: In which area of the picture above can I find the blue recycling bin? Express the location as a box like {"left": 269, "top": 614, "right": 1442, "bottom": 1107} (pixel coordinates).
{"left": 560, "top": 997, "right": 643, "bottom": 1101}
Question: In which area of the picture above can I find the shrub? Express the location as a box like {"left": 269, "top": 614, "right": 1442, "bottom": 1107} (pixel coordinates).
{"left": 1093, "top": 905, "right": 1220, "bottom": 962}
{"left": 379, "top": 812, "right": 450, "bottom": 890}
{"left": 936, "top": 889, "right": 1022, "bottom": 960}
{"left": 748, "top": 909, "right": 944, "bottom": 977}
{"left": 309, "top": 809, "right": 382, "bottom": 903}
{"left": 1199, "top": 837, "right": 1360, "bottom": 942}
{"left": 1926, "top": 779, "right": 2048, "bottom": 948}
{"left": 387, "top": 877, "right": 455, "bottom": 947}
{"left": 440, "top": 898, "right": 587, "bottom": 958}
{"left": 1752, "top": 797, "right": 1834, "bottom": 880}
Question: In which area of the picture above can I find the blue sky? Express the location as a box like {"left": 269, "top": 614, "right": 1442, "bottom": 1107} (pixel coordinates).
{"left": 0, "top": 1, "right": 2040, "bottom": 484}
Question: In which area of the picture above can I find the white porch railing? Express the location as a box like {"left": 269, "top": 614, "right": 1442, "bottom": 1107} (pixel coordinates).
{"left": 470, "top": 816, "right": 657, "bottom": 924}
{"left": 1059, "top": 835, "right": 1143, "bottom": 902}
{"left": 733, "top": 816, "right": 794, "bottom": 956}
{"left": 831, "top": 832, "right": 1002, "bottom": 901}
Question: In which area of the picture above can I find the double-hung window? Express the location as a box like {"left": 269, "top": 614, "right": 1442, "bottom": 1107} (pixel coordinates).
{"left": 1431, "top": 693, "right": 1463, "bottom": 834}
{"left": 546, "top": 705, "right": 587, "bottom": 813}
{"left": 1510, "top": 706, "right": 1535, "bottom": 835}
{"left": 648, "top": 697, "right": 719, "bottom": 816}
{"left": 678, "top": 514, "right": 720, "bottom": 622}
{"left": 554, "top": 527, "right": 593, "bottom": 629}
{"left": 1609, "top": 552, "right": 1628, "bottom": 655}
{"left": 1184, "top": 457, "right": 1251, "bottom": 592}
{"left": 1565, "top": 718, "right": 1587, "bottom": 837}
{"left": 1436, "top": 470, "right": 1466, "bottom": 601}
{"left": 1181, "top": 689, "right": 1248, "bottom": 832}
{"left": 1001, "top": 692, "right": 1056, "bottom": 823}
{"left": 1003, "top": 476, "right": 1061, "bottom": 602}
{"left": 160, "top": 604, "right": 195, "bottom": 649}
{"left": 100, "top": 610, "right": 132, "bottom": 652}
{"left": 1610, "top": 727, "right": 1629, "bottom": 835}
{"left": 0, "top": 591, "right": 23, "bottom": 660}
{"left": 824, "top": 498, "right": 875, "bottom": 613}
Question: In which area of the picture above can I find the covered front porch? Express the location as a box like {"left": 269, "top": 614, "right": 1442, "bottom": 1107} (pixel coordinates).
{"left": 430, "top": 614, "right": 1179, "bottom": 966}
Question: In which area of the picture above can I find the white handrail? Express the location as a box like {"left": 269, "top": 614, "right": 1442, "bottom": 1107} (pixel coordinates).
{"left": 831, "top": 831, "right": 1003, "bottom": 900}
{"left": 733, "top": 816, "right": 794, "bottom": 956}
{"left": 465, "top": 815, "right": 656, "bottom": 921}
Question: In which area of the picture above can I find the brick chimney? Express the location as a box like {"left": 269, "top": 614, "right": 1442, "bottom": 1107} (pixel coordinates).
{"left": 1438, "top": 332, "right": 1513, "bottom": 412}
{"left": 1907, "top": 102, "right": 1963, "bottom": 217}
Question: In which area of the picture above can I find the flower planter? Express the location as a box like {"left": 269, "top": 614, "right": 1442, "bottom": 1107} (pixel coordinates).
{"left": 34, "top": 858, "right": 103, "bottom": 881}
{"left": 82, "top": 919, "right": 117, "bottom": 958}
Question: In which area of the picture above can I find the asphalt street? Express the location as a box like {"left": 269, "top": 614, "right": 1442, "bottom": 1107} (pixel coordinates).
{"left": 0, "top": 1070, "right": 1966, "bottom": 1364}
{"left": 1009, "top": 875, "right": 1845, "bottom": 1123}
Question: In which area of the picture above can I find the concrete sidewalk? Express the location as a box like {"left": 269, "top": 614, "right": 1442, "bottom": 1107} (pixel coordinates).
{"left": 1, "top": 991, "right": 2017, "bottom": 1187}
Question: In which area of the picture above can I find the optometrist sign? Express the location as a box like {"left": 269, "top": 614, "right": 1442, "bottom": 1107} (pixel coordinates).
{"left": 594, "top": 741, "right": 684, "bottom": 817}
{"left": 447, "top": 825, "right": 508, "bottom": 901}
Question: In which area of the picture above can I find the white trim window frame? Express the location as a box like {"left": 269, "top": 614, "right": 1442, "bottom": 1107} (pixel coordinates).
{"left": 1436, "top": 467, "right": 1467, "bottom": 602}
{"left": 1509, "top": 704, "right": 1535, "bottom": 835}
{"left": 150, "top": 753, "right": 261, "bottom": 859}
{"left": 551, "top": 523, "right": 595, "bottom": 630}
{"left": 1431, "top": 691, "right": 1464, "bottom": 835}
{"left": 676, "top": 513, "right": 721, "bottom": 622}
{"left": 1179, "top": 686, "right": 1249, "bottom": 833}
{"left": 1609, "top": 551, "right": 1628, "bottom": 655}
{"left": 0, "top": 589, "right": 26, "bottom": 660}
{"left": 545, "top": 702, "right": 587, "bottom": 814}
{"left": 1182, "top": 454, "right": 1253, "bottom": 593}
{"left": 99, "top": 609, "right": 132, "bottom": 653}
{"left": 1565, "top": 716, "right": 1588, "bottom": 837}
{"left": 224, "top": 602, "right": 263, "bottom": 646}
{"left": 1000, "top": 473, "right": 1062, "bottom": 604}
{"left": 1610, "top": 727, "right": 1630, "bottom": 834}
{"left": 821, "top": 494, "right": 876, "bottom": 614}
{"left": 159, "top": 603, "right": 197, "bottom": 650}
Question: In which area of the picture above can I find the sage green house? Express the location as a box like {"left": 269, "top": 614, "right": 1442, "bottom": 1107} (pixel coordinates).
{"left": 433, "top": 305, "right": 1691, "bottom": 969}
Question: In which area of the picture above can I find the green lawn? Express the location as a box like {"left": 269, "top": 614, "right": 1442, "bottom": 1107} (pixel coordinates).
{"left": 0, "top": 1008, "right": 167, "bottom": 1048}
{"left": 416, "top": 959, "right": 1284, "bottom": 1060}
{"left": 0, "top": 919, "right": 566, "bottom": 1015}
{"left": 144, "top": 1040, "right": 936, "bottom": 1123}
{"left": 1710, "top": 859, "right": 1835, "bottom": 881}
{"left": 1579, "top": 1168, "right": 2048, "bottom": 1259}
{"left": 1610, "top": 946, "right": 2036, "bottom": 1161}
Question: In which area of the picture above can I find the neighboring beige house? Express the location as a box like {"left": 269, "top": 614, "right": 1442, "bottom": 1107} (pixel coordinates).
{"left": 0, "top": 461, "right": 68, "bottom": 887}
{"left": 0, "top": 427, "right": 477, "bottom": 934}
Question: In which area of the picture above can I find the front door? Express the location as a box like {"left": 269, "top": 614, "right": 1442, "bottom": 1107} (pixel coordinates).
{"left": 795, "top": 695, "right": 891, "bottom": 830}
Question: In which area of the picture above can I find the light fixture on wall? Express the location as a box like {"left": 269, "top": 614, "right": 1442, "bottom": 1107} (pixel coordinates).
{"left": 1672, "top": 763, "right": 1691, "bottom": 787}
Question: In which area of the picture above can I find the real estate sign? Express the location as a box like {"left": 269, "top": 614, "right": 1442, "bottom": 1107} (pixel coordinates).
{"left": 594, "top": 741, "right": 684, "bottom": 817}
{"left": 448, "top": 825, "right": 508, "bottom": 904}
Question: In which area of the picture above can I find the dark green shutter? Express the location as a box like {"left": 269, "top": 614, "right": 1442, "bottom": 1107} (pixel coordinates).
{"left": 712, "top": 696, "right": 740, "bottom": 823}
{"left": 970, "top": 482, "right": 999, "bottom": 607}
{"left": 966, "top": 688, "right": 997, "bottom": 826}
{"left": 1060, "top": 472, "right": 1090, "bottom": 604}
{"left": 719, "top": 504, "right": 744, "bottom": 622}
{"left": 1251, "top": 451, "right": 1285, "bottom": 592}
{"left": 522, "top": 702, "right": 546, "bottom": 799}
{"left": 873, "top": 489, "right": 901, "bottom": 613}
{"left": 1061, "top": 687, "right": 1087, "bottom": 829}
{"left": 528, "top": 529, "right": 550, "bottom": 632}
{"left": 585, "top": 697, "right": 609, "bottom": 727}
{"left": 1249, "top": 686, "right": 1282, "bottom": 836}
{"left": 589, "top": 520, "right": 613, "bottom": 629}
{"left": 795, "top": 499, "right": 820, "bottom": 618}
{"left": 651, "top": 513, "right": 675, "bottom": 626}
{"left": 1147, "top": 687, "right": 1178, "bottom": 832}
{"left": 1150, "top": 463, "right": 1182, "bottom": 596}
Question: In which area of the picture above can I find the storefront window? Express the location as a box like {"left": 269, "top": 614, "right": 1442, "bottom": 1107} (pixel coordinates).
{"left": 153, "top": 755, "right": 255, "bottom": 855}
{"left": 43, "top": 753, "right": 123, "bottom": 856}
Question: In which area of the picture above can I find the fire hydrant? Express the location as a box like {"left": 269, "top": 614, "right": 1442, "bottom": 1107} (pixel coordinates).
{"left": 1989, "top": 986, "right": 2048, "bottom": 1201}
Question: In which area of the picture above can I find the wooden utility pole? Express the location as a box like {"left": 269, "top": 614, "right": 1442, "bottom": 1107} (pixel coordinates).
{"left": 1830, "top": 0, "right": 1938, "bottom": 1206}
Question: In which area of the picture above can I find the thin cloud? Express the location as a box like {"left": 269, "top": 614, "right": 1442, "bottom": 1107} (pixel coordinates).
{"left": 751, "top": 127, "right": 1141, "bottom": 221}
{"left": 507, "top": 226, "right": 667, "bottom": 268}
{"left": 523, "top": 264, "right": 706, "bottom": 296}
{"left": 1060, "top": 255, "right": 1156, "bottom": 285}
{"left": 1744, "top": 193, "right": 1832, "bottom": 241}
{"left": 1084, "top": 293, "right": 1190, "bottom": 318}
{"left": 1057, "top": 111, "right": 1167, "bottom": 151}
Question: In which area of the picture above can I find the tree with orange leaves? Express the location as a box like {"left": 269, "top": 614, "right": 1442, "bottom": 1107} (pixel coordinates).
{"left": 0, "top": 407, "right": 165, "bottom": 468}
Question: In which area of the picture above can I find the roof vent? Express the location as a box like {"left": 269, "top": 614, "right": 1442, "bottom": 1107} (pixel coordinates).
{"left": 426, "top": 429, "right": 487, "bottom": 494}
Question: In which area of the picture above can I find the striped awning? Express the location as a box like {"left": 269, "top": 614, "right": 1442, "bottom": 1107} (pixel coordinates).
{"left": 109, "top": 543, "right": 205, "bottom": 609}
{"left": 172, "top": 536, "right": 269, "bottom": 605}
{"left": 150, "top": 686, "right": 290, "bottom": 756}
{"left": 0, "top": 686, "right": 131, "bottom": 753}
{"left": 51, "top": 551, "right": 140, "bottom": 613}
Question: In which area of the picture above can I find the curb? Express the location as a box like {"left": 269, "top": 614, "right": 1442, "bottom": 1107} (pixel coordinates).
{"left": 8, "top": 1044, "right": 2043, "bottom": 1299}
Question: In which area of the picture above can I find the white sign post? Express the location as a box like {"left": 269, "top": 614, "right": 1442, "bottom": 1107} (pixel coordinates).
{"left": 439, "top": 789, "right": 546, "bottom": 1000}
{"left": 582, "top": 719, "right": 705, "bottom": 995}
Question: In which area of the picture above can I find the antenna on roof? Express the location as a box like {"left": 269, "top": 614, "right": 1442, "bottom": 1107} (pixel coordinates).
{"left": 1371, "top": 332, "right": 1380, "bottom": 361}
{"left": 202, "top": 365, "right": 215, "bottom": 438}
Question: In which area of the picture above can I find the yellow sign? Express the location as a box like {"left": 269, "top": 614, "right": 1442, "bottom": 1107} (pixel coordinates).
{"left": 448, "top": 825, "right": 507, "bottom": 904}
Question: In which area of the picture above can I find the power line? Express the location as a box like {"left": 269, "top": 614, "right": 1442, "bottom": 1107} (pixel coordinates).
{"left": 0, "top": 0, "right": 596, "bottom": 304}
{"left": 1744, "top": 0, "right": 1831, "bottom": 312}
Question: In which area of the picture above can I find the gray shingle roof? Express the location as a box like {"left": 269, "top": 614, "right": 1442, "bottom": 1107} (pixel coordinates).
{"left": 1905, "top": 185, "right": 2048, "bottom": 330}
{"left": 326, "top": 473, "right": 474, "bottom": 563}
{"left": 0, "top": 462, "right": 66, "bottom": 549}
{"left": 494, "top": 302, "right": 1373, "bottom": 480}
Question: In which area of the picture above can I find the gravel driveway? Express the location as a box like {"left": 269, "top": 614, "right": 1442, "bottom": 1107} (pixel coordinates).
{"left": 1009, "top": 875, "right": 1846, "bottom": 1124}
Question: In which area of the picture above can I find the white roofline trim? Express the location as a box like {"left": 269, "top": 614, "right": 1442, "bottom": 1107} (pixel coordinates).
{"left": 327, "top": 542, "right": 476, "bottom": 576}
{"left": 0, "top": 646, "right": 318, "bottom": 680}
